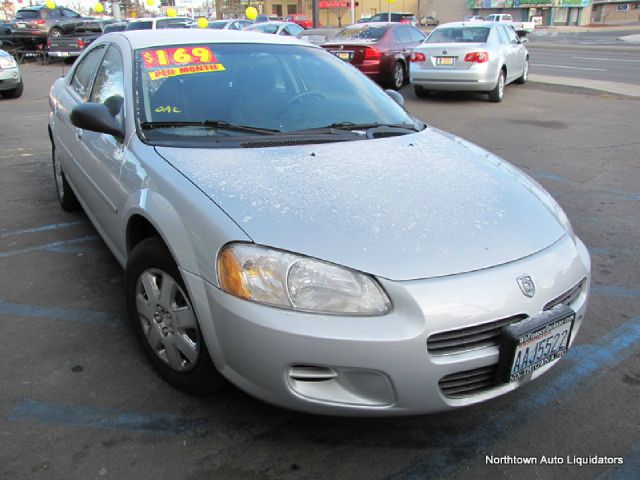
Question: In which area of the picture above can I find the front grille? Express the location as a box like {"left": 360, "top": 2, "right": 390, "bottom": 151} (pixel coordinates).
{"left": 439, "top": 365, "right": 500, "bottom": 398}
{"left": 543, "top": 278, "right": 586, "bottom": 311}
{"left": 427, "top": 314, "right": 527, "bottom": 356}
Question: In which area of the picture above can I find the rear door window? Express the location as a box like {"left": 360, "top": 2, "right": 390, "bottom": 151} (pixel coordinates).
{"left": 69, "top": 46, "right": 106, "bottom": 100}
{"left": 15, "top": 10, "right": 40, "bottom": 20}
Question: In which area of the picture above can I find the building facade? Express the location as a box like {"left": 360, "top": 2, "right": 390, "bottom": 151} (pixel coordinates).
{"left": 591, "top": 0, "right": 640, "bottom": 23}
{"left": 466, "top": 0, "right": 593, "bottom": 26}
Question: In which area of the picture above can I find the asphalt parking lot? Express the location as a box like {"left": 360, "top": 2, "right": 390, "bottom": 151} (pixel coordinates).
{"left": 1, "top": 62, "right": 639, "bottom": 480}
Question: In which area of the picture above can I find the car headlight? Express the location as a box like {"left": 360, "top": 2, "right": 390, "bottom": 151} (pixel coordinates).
{"left": 0, "top": 56, "right": 17, "bottom": 69}
{"left": 217, "top": 243, "right": 391, "bottom": 315}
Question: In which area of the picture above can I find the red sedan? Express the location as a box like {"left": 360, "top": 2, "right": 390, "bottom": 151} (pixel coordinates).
{"left": 322, "top": 23, "right": 425, "bottom": 90}
{"left": 286, "top": 14, "right": 316, "bottom": 29}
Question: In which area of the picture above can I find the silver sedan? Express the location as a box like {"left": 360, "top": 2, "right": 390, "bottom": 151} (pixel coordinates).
{"left": 48, "top": 29, "right": 589, "bottom": 416}
{"left": 410, "top": 21, "right": 529, "bottom": 102}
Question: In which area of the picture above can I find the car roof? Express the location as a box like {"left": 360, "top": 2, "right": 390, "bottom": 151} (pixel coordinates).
{"left": 435, "top": 21, "right": 493, "bottom": 29}
{"left": 109, "top": 29, "right": 317, "bottom": 49}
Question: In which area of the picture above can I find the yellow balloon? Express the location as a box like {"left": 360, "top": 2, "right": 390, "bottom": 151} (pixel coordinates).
{"left": 197, "top": 17, "right": 208, "bottom": 28}
{"left": 385, "top": 0, "right": 397, "bottom": 3}
{"left": 145, "top": 0, "right": 155, "bottom": 6}
{"left": 94, "top": 3, "right": 104, "bottom": 13}
{"left": 245, "top": 6, "right": 258, "bottom": 21}
{"left": 45, "top": 0, "right": 56, "bottom": 9}
{"left": 167, "top": 7, "right": 177, "bottom": 17}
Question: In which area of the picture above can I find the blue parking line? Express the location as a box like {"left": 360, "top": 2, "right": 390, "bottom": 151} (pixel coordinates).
{"left": 531, "top": 171, "right": 639, "bottom": 203}
{"left": 597, "top": 441, "right": 640, "bottom": 480}
{"left": 533, "top": 171, "right": 574, "bottom": 184}
{"left": 8, "top": 400, "right": 211, "bottom": 437}
{"left": 398, "top": 315, "right": 640, "bottom": 480}
{"left": 0, "top": 235, "right": 99, "bottom": 258}
{"left": 592, "top": 285, "right": 640, "bottom": 298}
{"left": 0, "top": 299, "right": 121, "bottom": 325}
{"left": 0, "top": 221, "right": 84, "bottom": 238}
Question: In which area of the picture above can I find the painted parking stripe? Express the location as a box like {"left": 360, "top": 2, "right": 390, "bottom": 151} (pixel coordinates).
{"left": 597, "top": 441, "right": 640, "bottom": 480}
{"left": 0, "top": 221, "right": 84, "bottom": 239}
{"left": 397, "top": 315, "right": 640, "bottom": 479}
{"left": 8, "top": 399, "right": 211, "bottom": 437}
{"left": 0, "top": 235, "right": 99, "bottom": 258}
{"left": 531, "top": 63, "right": 608, "bottom": 72}
{"left": 0, "top": 299, "right": 121, "bottom": 325}
{"left": 591, "top": 285, "right": 640, "bottom": 298}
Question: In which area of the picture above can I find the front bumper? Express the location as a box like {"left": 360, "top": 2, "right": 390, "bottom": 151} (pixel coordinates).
{"left": 184, "top": 234, "right": 590, "bottom": 416}
{"left": 0, "top": 67, "right": 21, "bottom": 91}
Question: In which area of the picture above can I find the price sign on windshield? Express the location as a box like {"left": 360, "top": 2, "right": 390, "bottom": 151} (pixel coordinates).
{"left": 142, "top": 46, "right": 216, "bottom": 68}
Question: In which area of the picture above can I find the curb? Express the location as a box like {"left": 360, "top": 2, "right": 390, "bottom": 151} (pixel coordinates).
{"left": 528, "top": 74, "right": 640, "bottom": 97}
{"left": 527, "top": 42, "right": 640, "bottom": 51}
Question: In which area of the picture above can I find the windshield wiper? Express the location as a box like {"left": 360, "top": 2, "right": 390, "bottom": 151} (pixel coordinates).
{"left": 292, "top": 122, "right": 422, "bottom": 134}
{"left": 140, "top": 120, "right": 281, "bottom": 135}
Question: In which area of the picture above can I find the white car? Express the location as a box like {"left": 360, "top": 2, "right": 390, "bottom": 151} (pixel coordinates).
{"left": 0, "top": 49, "right": 23, "bottom": 98}
{"left": 410, "top": 21, "right": 529, "bottom": 102}
{"left": 48, "top": 29, "right": 589, "bottom": 416}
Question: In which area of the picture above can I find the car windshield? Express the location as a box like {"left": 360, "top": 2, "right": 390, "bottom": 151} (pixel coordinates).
{"left": 135, "top": 42, "right": 418, "bottom": 143}
{"left": 333, "top": 25, "right": 388, "bottom": 41}
{"left": 426, "top": 27, "right": 490, "bottom": 43}
{"left": 209, "top": 21, "right": 227, "bottom": 29}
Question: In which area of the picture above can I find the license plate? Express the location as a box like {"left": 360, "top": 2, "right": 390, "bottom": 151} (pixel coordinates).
{"left": 498, "top": 306, "right": 575, "bottom": 383}
{"left": 332, "top": 51, "right": 353, "bottom": 62}
{"left": 436, "top": 57, "right": 454, "bottom": 66}
{"left": 17, "top": 23, "right": 26, "bottom": 29}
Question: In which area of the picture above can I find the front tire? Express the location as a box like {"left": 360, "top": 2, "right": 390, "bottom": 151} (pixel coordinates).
{"left": 49, "top": 28, "right": 63, "bottom": 37}
{"left": 488, "top": 70, "right": 506, "bottom": 103}
{"left": 390, "top": 61, "right": 405, "bottom": 90}
{"left": 2, "top": 80, "right": 23, "bottom": 99}
{"left": 515, "top": 58, "right": 529, "bottom": 84}
{"left": 125, "top": 236, "right": 226, "bottom": 396}
{"left": 52, "top": 142, "right": 80, "bottom": 211}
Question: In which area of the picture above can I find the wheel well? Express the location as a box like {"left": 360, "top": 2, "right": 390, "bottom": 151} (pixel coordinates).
{"left": 126, "top": 215, "right": 161, "bottom": 254}
{"left": 502, "top": 65, "right": 507, "bottom": 76}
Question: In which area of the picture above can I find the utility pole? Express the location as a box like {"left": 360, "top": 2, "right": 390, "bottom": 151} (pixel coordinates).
{"left": 111, "top": 0, "right": 121, "bottom": 19}
{"left": 312, "top": 0, "right": 319, "bottom": 27}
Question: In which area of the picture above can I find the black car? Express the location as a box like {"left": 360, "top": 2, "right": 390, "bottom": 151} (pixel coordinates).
{"left": 11, "top": 6, "right": 90, "bottom": 41}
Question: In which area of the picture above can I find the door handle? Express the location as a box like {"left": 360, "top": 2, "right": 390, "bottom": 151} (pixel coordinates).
{"left": 75, "top": 128, "right": 83, "bottom": 140}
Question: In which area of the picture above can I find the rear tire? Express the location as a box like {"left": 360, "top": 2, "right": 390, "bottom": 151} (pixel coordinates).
{"left": 125, "top": 236, "right": 227, "bottom": 396}
{"left": 390, "top": 61, "right": 405, "bottom": 90}
{"left": 2, "top": 80, "right": 23, "bottom": 99}
{"left": 515, "top": 58, "right": 528, "bottom": 84}
{"left": 488, "top": 70, "right": 505, "bottom": 103}
{"left": 49, "top": 28, "right": 63, "bottom": 37}
{"left": 414, "top": 85, "right": 431, "bottom": 98}
{"left": 52, "top": 142, "right": 80, "bottom": 212}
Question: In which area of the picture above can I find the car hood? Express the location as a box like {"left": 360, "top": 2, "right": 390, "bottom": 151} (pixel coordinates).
{"left": 155, "top": 128, "right": 567, "bottom": 281}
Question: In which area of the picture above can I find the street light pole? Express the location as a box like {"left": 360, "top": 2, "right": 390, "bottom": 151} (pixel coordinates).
{"left": 312, "top": 0, "right": 319, "bottom": 27}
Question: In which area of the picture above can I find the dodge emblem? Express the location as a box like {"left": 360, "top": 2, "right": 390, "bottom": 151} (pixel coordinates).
{"left": 517, "top": 276, "right": 536, "bottom": 298}
{"left": 442, "top": 49, "right": 448, "bottom": 55}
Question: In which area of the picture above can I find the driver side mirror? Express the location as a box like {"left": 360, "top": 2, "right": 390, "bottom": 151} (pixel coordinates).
{"left": 385, "top": 89, "right": 405, "bottom": 107}
{"left": 70, "top": 101, "right": 124, "bottom": 141}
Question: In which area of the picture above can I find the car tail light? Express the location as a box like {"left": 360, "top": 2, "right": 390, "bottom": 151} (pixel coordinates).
{"left": 364, "top": 47, "right": 381, "bottom": 61}
{"left": 77, "top": 38, "right": 85, "bottom": 49}
{"left": 464, "top": 51, "right": 490, "bottom": 63}
{"left": 400, "top": 19, "right": 411, "bottom": 24}
{"left": 411, "top": 52, "right": 426, "bottom": 62}
{"left": 47, "top": 39, "right": 51, "bottom": 48}
{"left": 34, "top": 19, "right": 46, "bottom": 25}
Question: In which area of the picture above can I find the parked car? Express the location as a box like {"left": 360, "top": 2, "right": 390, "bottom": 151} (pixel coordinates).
{"left": 463, "top": 15, "right": 485, "bottom": 22}
{"left": 0, "top": 22, "right": 14, "bottom": 47}
{"left": 126, "top": 17, "right": 196, "bottom": 31}
{"left": 48, "top": 29, "right": 590, "bottom": 416}
{"left": 103, "top": 22, "right": 128, "bottom": 34}
{"left": 0, "top": 49, "right": 22, "bottom": 98}
{"left": 255, "top": 15, "right": 282, "bottom": 23}
{"left": 421, "top": 16, "right": 439, "bottom": 26}
{"left": 297, "top": 27, "right": 341, "bottom": 45}
{"left": 485, "top": 13, "right": 535, "bottom": 33}
{"left": 47, "top": 20, "right": 121, "bottom": 64}
{"left": 357, "top": 17, "right": 371, "bottom": 23}
{"left": 208, "top": 19, "right": 253, "bottom": 30}
{"left": 368, "top": 12, "right": 418, "bottom": 26}
{"left": 322, "top": 22, "right": 425, "bottom": 89}
{"left": 285, "top": 14, "right": 314, "bottom": 29}
{"left": 246, "top": 21, "right": 303, "bottom": 36}
{"left": 11, "top": 5, "right": 90, "bottom": 41}
{"left": 410, "top": 21, "right": 529, "bottom": 102}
